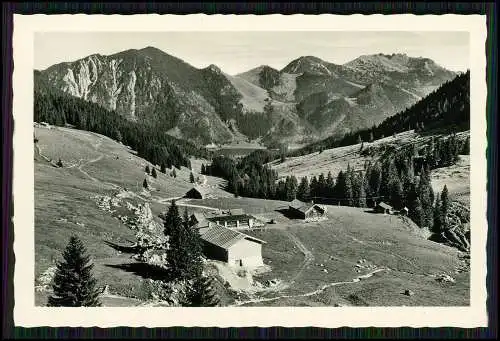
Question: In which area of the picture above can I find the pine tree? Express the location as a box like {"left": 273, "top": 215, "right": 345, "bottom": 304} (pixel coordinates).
{"left": 47, "top": 236, "right": 101, "bottom": 307}
{"left": 165, "top": 203, "right": 203, "bottom": 280}
{"left": 151, "top": 168, "right": 158, "bottom": 178}
{"left": 440, "top": 185, "right": 450, "bottom": 231}
{"left": 317, "top": 173, "right": 326, "bottom": 198}
{"left": 432, "top": 194, "right": 443, "bottom": 234}
{"left": 326, "top": 171, "right": 335, "bottom": 198}
{"left": 160, "top": 163, "right": 166, "bottom": 174}
{"left": 181, "top": 275, "right": 221, "bottom": 307}
{"left": 189, "top": 172, "right": 195, "bottom": 183}
{"left": 297, "top": 177, "right": 310, "bottom": 201}
{"left": 310, "top": 175, "right": 319, "bottom": 199}
{"left": 142, "top": 178, "right": 148, "bottom": 189}
{"left": 145, "top": 165, "right": 150, "bottom": 175}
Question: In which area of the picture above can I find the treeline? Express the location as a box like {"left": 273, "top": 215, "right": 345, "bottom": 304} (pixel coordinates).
{"left": 34, "top": 90, "right": 208, "bottom": 169}
{"left": 291, "top": 70, "right": 470, "bottom": 157}
{"left": 202, "top": 149, "right": 300, "bottom": 200}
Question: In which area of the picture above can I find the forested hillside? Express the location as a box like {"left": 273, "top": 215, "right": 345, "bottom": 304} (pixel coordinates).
{"left": 34, "top": 90, "right": 207, "bottom": 169}
{"left": 292, "top": 71, "right": 470, "bottom": 157}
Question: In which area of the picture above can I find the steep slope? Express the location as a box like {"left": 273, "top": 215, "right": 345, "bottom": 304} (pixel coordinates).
{"left": 37, "top": 48, "right": 457, "bottom": 147}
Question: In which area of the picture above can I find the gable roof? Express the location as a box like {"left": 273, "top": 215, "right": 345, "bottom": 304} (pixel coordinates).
{"left": 206, "top": 214, "right": 255, "bottom": 223}
{"left": 289, "top": 199, "right": 306, "bottom": 210}
{"left": 229, "top": 208, "right": 244, "bottom": 215}
{"left": 201, "top": 225, "right": 266, "bottom": 249}
{"left": 289, "top": 199, "right": 324, "bottom": 214}
{"left": 186, "top": 186, "right": 211, "bottom": 196}
{"left": 377, "top": 202, "right": 393, "bottom": 209}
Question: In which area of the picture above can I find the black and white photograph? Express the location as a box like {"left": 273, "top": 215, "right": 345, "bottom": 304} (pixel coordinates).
{"left": 12, "top": 14, "right": 488, "bottom": 328}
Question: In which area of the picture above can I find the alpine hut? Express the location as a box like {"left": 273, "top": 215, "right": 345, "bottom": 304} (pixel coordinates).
{"left": 200, "top": 225, "right": 266, "bottom": 267}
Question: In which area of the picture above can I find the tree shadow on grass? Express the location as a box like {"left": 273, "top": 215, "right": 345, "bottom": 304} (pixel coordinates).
{"left": 105, "top": 262, "right": 172, "bottom": 281}
{"left": 275, "top": 208, "right": 300, "bottom": 220}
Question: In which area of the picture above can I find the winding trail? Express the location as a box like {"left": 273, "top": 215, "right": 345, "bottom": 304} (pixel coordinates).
{"left": 232, "top": 268, "right": 388, "bottom": 306}
{"left": 286, "top": 231, "right": 315, "bottom": 284}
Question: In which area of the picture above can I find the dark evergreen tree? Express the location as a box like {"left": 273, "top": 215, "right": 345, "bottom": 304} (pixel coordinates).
{"left": 310, "top": 175, "right": 319, "bottom": 198}
{"left": 432, "top": 194, "right": 443, "bottom": 234}
{"left": 317, "top": 173, "right": 326, "bottom": 198}
{"left": 297, "top": 177, "right": 310, "bottom": 201}
{"left": 160, "top": 163, "right": 166, "bottom": 174}
{"left": 47, "top": 236, "right": 101, "bottom": 307}
{"left": 201, "top": 163, "right": 206, "bottom": 175}
{"left": 151, "top": 168, "right": 158, "bottom": 179}
{"left": 190, "top": 172, "right": 195, "bottom": 183}
{"left": 326, "top": 171, "right": 335, "bottom": 198}
{"left": 440, "top": 184, "right": 450, "bottom": 231}
{"left": 181, "top": 275, "right": 221, "bottom": 307}
{"left": 145, "top": 165, "right": 150, "bottom": 175}
{"left": 164, "top": 203, "right": 203, "bottom": 280}
{"left": 142, "top": 178, "right": 148, "bottom": 189}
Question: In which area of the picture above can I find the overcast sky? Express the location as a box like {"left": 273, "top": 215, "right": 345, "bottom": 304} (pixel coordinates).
{"left": 35, "top": 31, "right": 469, "bottom": 74}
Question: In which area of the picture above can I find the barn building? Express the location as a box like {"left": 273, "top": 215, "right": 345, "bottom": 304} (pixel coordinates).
{"left": 185, "top": 186, "right": 210, "bottom": 199}
{"left": 374, "top": 202, "right": 393, "bottom": 214}
{"left": 206, "top": 213, "right": 256, "bottom": 229}
{"left": 200, "top": 225, "right": 266, "bottom": 267}
{"left": 288, "top": 199, "right": 327, "bottom": 221}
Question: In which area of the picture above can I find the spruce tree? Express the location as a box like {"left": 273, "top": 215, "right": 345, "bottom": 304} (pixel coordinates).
{"left": 297, "top": 177, "right": 310, "bottom": 201}
{"left": 142, "top": 178, "right": 148, "bottom": 189}
{"left": 47, "top": 236, "right": 101, "bottom": 307}
{"left": 145, "top": 165, "right": 150, "bottom": 175}
{"left": 160, "top": 163, "right": 166, "bottom": 174}
{"left": 310, "top": 176, "right": 319, "bottom": 199}
{"left": 181, "top": 275, "right": 221, "bottom": 307}
{"left": 432, "top": 194, "right": 443, "bottom": 234}
{"left": 164, "top": 203, "right": 203, "bottom": 280}
{"left": 151, "top": 168, "right": 158, "bottom": 179}
{"left": 189, "top": 172, "right": 195, "bottom": 183}
{"left": 317, "top": 173, "right": 326, "bottom": 198}
{"left": 326, "top": 171, "right": 335, "bottom": 198}
{"left": 440, "top": 185, "right": 450, "bottom": 231}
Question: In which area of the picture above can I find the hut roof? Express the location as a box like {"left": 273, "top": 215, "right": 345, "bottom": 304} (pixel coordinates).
{"left": 206, "top": 214, "right": 255, "bottom": 223}
{"left": 187, "top": 185, "right": 211, "bottom": 196}
{"left": 377, "top": 202, "right": 393, "bottom": 209}
{"left": 201, "top": 225, "right": 266, "bottom": 249}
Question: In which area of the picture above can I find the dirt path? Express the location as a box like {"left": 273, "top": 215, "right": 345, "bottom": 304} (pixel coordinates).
{"left": 232, "top": 268, "right": 388, "bottom": 306}
{"left": 286, "top": 231, "right": 315, "bottom": 284}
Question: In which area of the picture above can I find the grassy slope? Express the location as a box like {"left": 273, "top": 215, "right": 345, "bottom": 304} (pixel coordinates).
{"left": 34, "top": 126, "right": 213, "bottom": 305}
{"left": 244, "top": 205, "right": 469, "bottom": 306}
{"left": 34, "top": 126, "right": 470, "bottom": 307}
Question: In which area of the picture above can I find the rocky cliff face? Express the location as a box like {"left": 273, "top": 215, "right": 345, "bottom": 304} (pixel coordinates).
{"left": 36, "top": 48, "right": 457, "bottom": 146}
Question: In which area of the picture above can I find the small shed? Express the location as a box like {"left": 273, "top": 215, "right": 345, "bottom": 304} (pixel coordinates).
{"left": 200, "top": 225, "right": 266, "bottom": 267}
{"left": 185, "top": 186, "right": 210, "bottom": 199}
{"left": 288, "top": 199, "right": 327, "bottom": 221}
{"left": 375, "top": 202, "right": 393, "bottom": 214}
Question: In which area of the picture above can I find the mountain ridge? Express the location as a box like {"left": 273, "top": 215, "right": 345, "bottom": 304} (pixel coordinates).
{"left": 35, "top": 47, "right": 457, "bottom": 147}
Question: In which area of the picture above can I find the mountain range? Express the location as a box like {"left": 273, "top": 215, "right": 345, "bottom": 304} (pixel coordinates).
{"left": 34, "top": 46, "right": 457, "bottom": 147}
